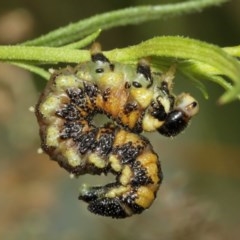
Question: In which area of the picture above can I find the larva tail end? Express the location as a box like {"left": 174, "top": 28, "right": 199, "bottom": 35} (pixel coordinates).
{"left": 87, "top": 198, "right": 130, "bottom": 219}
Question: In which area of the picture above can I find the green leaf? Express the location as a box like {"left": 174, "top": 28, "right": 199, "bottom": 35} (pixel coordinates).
{"left": 63, "top": 29, "right": 102, "bottom": 49}
{"left": 223, "top": 45, "right": 240, "bottom": 58}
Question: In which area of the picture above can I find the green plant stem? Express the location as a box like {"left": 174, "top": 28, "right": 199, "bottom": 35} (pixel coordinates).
{"left": 63, "top": 29, "right": 102, "bottom": 49}
{"left": 0, "top": 46, "right": 89, "bottom": 63}
{"left": 22, "top": 0, "right": 228, "bottom": 47}
{"left": 0, "top": 36, "right": 239, "bottom": 103}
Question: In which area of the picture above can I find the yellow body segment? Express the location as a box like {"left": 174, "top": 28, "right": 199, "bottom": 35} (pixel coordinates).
{"left": 105, "top": 186, "right": 130, "bottom": 198}
{"left": 130, "top": 88, "right": 153, "bottom": 108}
{"left": 135, "top": 186, "right": 155, "bottom": 208}
{"left": 119, "top": 165, "right": 133, "bottom": 186}
{"left": 137, "top": 151, "right": 160, "bottom": 186}
{"left": 45, "top": 125, "right": 60, "bottom": 147}
{"left": 39, "top": 95, "right": 61, "bottom": 118}
{"left": 88, "top": 153, "right": 106, "bottom": 169}
{"left": 63, "top": 147, "right": 82, "bottom": 167}
{"left": 109, "top": 155, "right": 122, "bottom": 172}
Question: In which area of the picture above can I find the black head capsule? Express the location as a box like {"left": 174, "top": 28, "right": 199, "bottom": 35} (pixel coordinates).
{"left": 158, "top": 93, "right": 199, "bottom": 137}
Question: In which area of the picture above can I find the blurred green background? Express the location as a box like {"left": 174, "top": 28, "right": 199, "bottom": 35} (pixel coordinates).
{"left": 0, "top": 1, "right": 239, "bottom": 239}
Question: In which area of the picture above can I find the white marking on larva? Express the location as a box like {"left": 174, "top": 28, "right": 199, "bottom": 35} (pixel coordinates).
{"left": 28, "top": 106, "right": 35, "bottom": 113}
{"left": 37, "top": 148, "right": 43, "bottom": 154}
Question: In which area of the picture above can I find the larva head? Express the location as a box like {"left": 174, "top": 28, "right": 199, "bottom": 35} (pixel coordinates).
{"left": 157, "top": 93, "right": 199, "bottom": 137}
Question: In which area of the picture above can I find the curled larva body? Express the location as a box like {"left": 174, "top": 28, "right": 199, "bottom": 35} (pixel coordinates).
{"left": 35, "top": 65, "right": 162, "bottom": 218}
{"left": 35, "top": 46, "right": 198, "bottom": 218}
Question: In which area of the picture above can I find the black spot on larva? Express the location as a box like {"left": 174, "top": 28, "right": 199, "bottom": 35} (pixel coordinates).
{"left": 56, "top": 103, "right": 80, "bottom": 121}
{"left": 66, "top": 88, "right": 88, "bottom": 109}
{"left": 124, "top": 102, "right": 138, "bottom": 114}
{"left": 131, "top": 161, "right": 153, "bottom": 186}
{"left": 113, "top": 142, "right": 142, "bottom": 164}
{"left": 78, "top": 185, "right": 105, "bottom": 202}
{"left": 169, "top": 95, "right": 175, "bottom": 109}
{"left": 159, "top": 81, "right": 170, "bottom": 95}
{"left": 109, "top": 63, "right": 115, "bottom": 71}
{"left": 95, "top": 68, "right": 104, "bottom": 74}
{"left": 91, "top": 53, "right": 110, "bottom": 63}
{"left": 150, "top": 100, "right": 167, "bottom": 121}
{"left": 192, "top": 101, "right": 198, "bottom": 108}
{"left": 121, "top": 192, "right": 145, "bottom": 214}
{"left": 87, "top": 197, "right": 128, "bottom": 218}
{"left": 66, "top": 88, "right": 84, "bottom": 103}
{"left": 84, "top": 83, "right": 99, "bottom": 98}
{"left": 132, "top": 81, "right": 142, "bottom": 88}
{"left": 124, "top": 82, "right": 131, "bottom": 89}
{"left": 75, "top": 129, "right": 98, "bottom": 154}
{"left": 137, "top": 62, "right": 153, "bottom": 87}
{"left": 60, "top": 121, "right": 84, "bottom": 139}
{"left": 94, "top": 132, "right": 114, "bottom": 156}
{"left": 103, "top": 88, "right": 111, "bottom": 101}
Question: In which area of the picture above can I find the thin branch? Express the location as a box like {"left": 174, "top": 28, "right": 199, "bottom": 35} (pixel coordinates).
{"left": 22, "top": 0, "right": 228, "bottom": 47}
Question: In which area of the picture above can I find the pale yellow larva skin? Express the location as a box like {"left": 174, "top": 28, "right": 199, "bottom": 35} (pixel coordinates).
{"left": 45, "top": 125, "right": 60, "bottom": 147}
{"left": 63, "top": 147, "right": 82, "bottom": 167}
{"left": 36, "top": 70, "right": 85, "bottom": 169}
{"left": 88, "top": 153, "right": 106, "bottom": 169}
{"left": 55, "top": 74, "right": 80, "bottom": 90}
{"left": 105, "top": 186, "right": 131, "bottom": 199}
{"left": 109, "top": 155, "right": 122, "bottom": 172}
{"left": 130, "top": 88, "right": 154, "bottom": 109}
{"left": 119, "top": 165, "right": 133, "bottom": 186}
{"left": 142, "top": 114, "right": 163, "bottom": 132}
{"left": 39, "top": 95, "right": 61, "bottom": 119}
